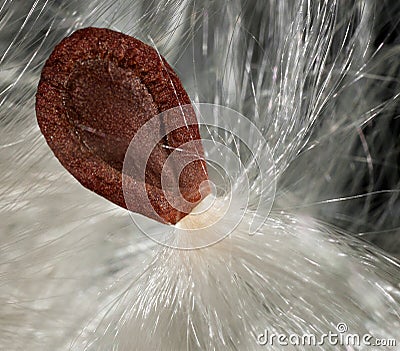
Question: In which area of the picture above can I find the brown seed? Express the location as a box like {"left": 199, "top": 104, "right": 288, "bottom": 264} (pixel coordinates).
{"left": 35, "top": 27, "right": 209, "bottom": 224}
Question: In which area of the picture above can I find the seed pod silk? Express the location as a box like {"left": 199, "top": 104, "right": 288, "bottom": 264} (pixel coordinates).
{"left": 35, "top": 27, "right": 209, "bottom": 224}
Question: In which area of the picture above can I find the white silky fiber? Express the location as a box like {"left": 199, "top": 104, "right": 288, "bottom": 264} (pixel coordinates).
{"left": 0, "top": 1, "right": 399, "bottom": 350}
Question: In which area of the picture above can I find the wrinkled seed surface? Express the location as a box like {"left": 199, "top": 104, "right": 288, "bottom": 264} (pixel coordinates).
{"left": 35, "top": 27, "right": 209, "bottom": 224}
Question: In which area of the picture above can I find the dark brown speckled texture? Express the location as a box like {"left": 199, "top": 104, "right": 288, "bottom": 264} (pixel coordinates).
{"left": 35, "top": 27, "right": 209, "bottom": 224}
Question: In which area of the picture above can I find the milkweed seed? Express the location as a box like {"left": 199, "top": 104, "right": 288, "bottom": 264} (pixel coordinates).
{"left": 35, "top": 27, "right": 209, "bottom": 224}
